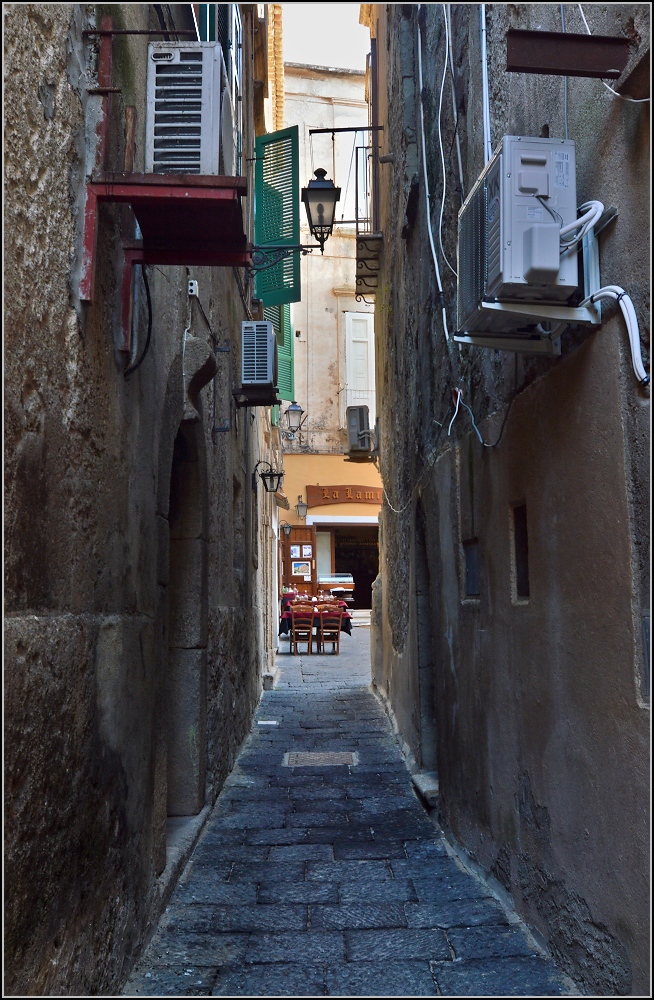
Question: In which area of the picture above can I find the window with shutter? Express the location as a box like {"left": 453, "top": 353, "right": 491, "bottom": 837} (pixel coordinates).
{"left": 344, "top": 311, "right": 376, "bottom": 426}
{"left": 264, "top": 304, "right": 294, "bottom": 402}
{"left": 254, "top": 126, "right": 301, "bottom": 306}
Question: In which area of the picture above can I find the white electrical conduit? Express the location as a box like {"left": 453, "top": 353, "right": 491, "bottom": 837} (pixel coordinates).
{"left": 417, "top": 4, "right": 450, "bottom": 340}
{"left": 446, "top": 3, "right": 466, "bottom": 202}
{"left": 577, "top": 4, "right": 650, "bottom": 104}
{"left": 480, "top": 4, "right": 492, "bottom": 164}
{"left": 580, "top": 285, "right": 649, "bottom": 385}
{"left": 437, "top": 5, "right": 457, "bottom": 276}
{"left": 560, "top": 200, "right": 604, "bottom": 251}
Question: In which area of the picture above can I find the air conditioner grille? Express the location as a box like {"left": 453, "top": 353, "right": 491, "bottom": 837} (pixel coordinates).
{"left": 457, "top": 176, "right": 486, "bottom": 330}
{"left": 242, "top": 322, "right": 275, "bottom": 385}
{"left": 153, "top": 52, "right": 204, "bottom": 173}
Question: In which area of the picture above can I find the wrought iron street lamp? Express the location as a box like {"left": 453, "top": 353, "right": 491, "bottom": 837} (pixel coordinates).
{"left": 283, "top": 400, "right": 305, "bottom": 440}
{"left": 279, "top": 521, "right": 293, "bottom": 537}
{"left": 301, "top": 169, "right": 341, "bottom": 253}
{"left": 295, "top": 495, "right": 308, "bottom": 519}
{"left": 253, "top": 461, "right": 284, "bottom": 493}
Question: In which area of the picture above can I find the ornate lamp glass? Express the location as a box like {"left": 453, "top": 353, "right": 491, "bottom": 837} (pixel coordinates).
{"left": 301, "top": 169, "right": 341, "bottom": 253}
{"left": 295, "top": 495, "right": 309, "bottom": 519}
{"left": 284, "top": 400, "right": 304, "bottom": 434}
{"left": 259, "top": 466, "right": 284, "bottom": 493}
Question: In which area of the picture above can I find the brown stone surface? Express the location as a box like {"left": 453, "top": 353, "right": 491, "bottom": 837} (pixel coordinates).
{"left": 369, "top": 3, "right": 650, "bottom": 995}
{"left": 4, "top": 4, "right": 275, "bottom": 994}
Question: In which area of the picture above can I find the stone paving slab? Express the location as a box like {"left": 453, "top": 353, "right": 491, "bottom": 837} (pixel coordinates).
{"left": 124, "top": 630, "right": 577, "bottom": 996}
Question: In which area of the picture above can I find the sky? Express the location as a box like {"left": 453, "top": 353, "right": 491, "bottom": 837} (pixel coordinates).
{"left": 281, "top": 3, "right": 370, "bottom": 71}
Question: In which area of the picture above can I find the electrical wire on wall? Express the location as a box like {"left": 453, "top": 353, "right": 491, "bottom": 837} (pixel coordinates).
{"left": 124, "top": 264, "right": 153, "bottom": 378}
{"left": 577, "top": 4, "right": 650, "bottom": 103}
{"left": 417, "top": 4, "right": 451, "bottom": 341}
{"left": 445, "top": 3, "right": 466, "bottom": 203}
{"left": 560, "top": 5, "right": 569, "bottom": 139}
{"left": 437, "top": 3, "right": 457, "bottom": 277}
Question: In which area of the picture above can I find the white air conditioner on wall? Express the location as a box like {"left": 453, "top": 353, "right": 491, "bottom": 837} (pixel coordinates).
{"left": 455, "top": 136, "right": 598, "bottom": 352}
{"left": 145, "top": 42, "right": 228, "bottom": 174}
{"left": 241, "top": 321, "right": 277, "bottom": 388}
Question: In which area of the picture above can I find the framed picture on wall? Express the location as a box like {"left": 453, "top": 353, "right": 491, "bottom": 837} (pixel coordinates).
{"left": 290, "top": 544, "right": 301, "bottom": 559}
{"left": 292, "top": 560, "right": 311, "bottom": 577}
{"left": 302, "top": 544, "right": 313, "bottom": 558}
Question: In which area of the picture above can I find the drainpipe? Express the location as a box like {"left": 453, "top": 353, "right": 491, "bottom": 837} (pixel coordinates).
{"left": 480, "top": 4, "right": 492, "bottom": 164}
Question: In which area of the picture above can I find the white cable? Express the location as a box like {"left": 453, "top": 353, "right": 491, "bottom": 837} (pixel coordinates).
{"left": 447, "top": 389, "right": 461, "bottom": 434}
{"left": 577, "top": 4, "right": 650, "bottom": 103}
{"left": 438, "top": 4, "right": 457, "bottom": 276}
{"left": 446, "top": 3, "right": 466, "bottom": 202}
{"left": 580, "top": 285, "right": 649, "bottom": 385}
{"left": 559, "top": 200, "right": 604, "bottom": 256}
{"left": 559, "top": 200, "right": 604, "bottom": 240}
{"left": 480, "top": 5, "right": 492, "bottom": 164}
{"left": 417, "top": 5, "right": 450, "bottom": 341}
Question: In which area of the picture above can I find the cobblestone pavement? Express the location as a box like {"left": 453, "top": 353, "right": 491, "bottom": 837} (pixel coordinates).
{"left": 125, "top": 629, "right": 576, "bottom": 997}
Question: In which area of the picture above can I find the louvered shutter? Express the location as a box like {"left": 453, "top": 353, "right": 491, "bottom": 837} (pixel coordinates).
{"left": 264, "top": 305, "right": 294, "bottom": 402}
{"left": 254, "top": 126, "right": 300, "bottom": 306}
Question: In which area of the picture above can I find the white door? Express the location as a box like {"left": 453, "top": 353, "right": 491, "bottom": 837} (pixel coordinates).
{"left": 344, "top": 312, "right": 375, "bottom": 427}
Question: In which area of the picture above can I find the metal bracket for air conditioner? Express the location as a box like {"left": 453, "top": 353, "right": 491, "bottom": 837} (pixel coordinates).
{"left": 453, "top": 227, "right": 604, "bottom": 355}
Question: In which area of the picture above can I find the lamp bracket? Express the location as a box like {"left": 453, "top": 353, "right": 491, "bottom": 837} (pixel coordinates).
{"left": 249, "top": 244, "right": 321, "bottom": 273}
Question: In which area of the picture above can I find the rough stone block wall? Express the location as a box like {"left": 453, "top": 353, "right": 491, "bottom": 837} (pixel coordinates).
{"left": 371, "top": 3, "right": 650, "bottom": 994}
{"left": 4, "top": 4, "right": 268, "bottom": 993}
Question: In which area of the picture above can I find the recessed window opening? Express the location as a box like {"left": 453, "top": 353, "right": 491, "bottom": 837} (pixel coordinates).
{"left": 513, "top": 503, "right": 530, "bottom": 599}
{"left": 463, "top": 538, "right": 480, "bottom": 597}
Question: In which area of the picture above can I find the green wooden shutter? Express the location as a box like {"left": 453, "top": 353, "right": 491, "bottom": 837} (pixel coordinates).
{"left": 254, "top": 126, "right": 301, "bottom": 306}
{"left": 264, "top": 304, "right": 294, "bottom": 402}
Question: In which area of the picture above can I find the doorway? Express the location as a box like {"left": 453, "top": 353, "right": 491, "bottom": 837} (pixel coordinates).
{"left": 334, "top": 525, "right": 379, "bottom": 609}
{"left": 166, "top": 423, "right": 208, "bottom": 817}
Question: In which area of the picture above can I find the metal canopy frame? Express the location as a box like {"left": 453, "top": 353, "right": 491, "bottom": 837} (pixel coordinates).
{"left": 506, "top": 28, "right": 630, "bottom": 79}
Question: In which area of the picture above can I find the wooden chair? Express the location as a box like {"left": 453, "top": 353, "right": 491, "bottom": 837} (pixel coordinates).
{"left": 318, "top": 604, "right": 343, "bottom": 654}
{"left": 289, "top": 603, "right": 315, "bottom": 655}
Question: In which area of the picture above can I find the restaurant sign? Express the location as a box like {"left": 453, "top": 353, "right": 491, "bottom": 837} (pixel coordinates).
{"left": 306, "top": 484, "right": 383, "bottom": 508}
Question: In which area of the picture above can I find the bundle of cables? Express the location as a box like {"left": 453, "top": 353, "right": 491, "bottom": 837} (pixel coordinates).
{"left": 559, "top": 199, "right": 604, "bottom": 255}
{"left": 580, "top": 285, "right": 649, "bottom": 386}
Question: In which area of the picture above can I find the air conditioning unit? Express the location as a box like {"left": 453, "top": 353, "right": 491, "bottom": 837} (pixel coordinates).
{"left": 347, "top": 405, "right": 372, "bottom": 453}
{"left": 145, "top": 42, "right": 229, "bottom": 174}
{"left": 236, "top": 321, "right": 279, "bottom": 406}
{"left": 457, "top": 136, "right": 579, "bottom": 337}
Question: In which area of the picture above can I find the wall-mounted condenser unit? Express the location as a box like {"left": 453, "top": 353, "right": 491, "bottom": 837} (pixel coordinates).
{"left": 145, "top": 42, "right": 234, "bottom": 174}
{"left": 456, "top": 136, "right": 585, "bottom": 348}
{"left": 236, "top": 321, "right": 279, "bottom": 406}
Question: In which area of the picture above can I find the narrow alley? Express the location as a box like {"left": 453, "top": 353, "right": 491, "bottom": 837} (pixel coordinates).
{"left": 124, "top": 629, "right": 573, "bottom": 997}
{"left": 4, "top": 3, "right": 649, "bottom": 996}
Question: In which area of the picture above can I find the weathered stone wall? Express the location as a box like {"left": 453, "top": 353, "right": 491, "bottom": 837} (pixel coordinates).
{"left": 4, "top": 4, "right": 270, "bottom": 993}
{"left": 371, "top": 3, "right": 649, "bottom": 994}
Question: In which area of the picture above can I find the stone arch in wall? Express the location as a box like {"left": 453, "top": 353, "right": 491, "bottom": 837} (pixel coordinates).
{"left": 414, "top": 498, "right": 438, "bottom": 774}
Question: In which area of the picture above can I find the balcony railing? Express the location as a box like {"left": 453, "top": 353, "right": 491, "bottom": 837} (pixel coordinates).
{"left": 355, "top": 144, "right": 382, "bottom": 302}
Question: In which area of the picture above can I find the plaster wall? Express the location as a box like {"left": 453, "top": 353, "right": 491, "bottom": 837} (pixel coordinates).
{"left": 282, "top": 452, "right": 382, "bottom": 525}
{"left": 369, "top": 3, "right": 650, "bottom": 994}
{"left": 4, "top": 4, "right": 272, "bottom": 993}
{"left": 283, "top": 63, "right": 375, "bottom": 454}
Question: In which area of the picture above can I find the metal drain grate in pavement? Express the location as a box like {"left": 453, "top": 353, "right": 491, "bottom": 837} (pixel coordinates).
{"left": 283, "top": 751, "right": 358, "bottom": 767}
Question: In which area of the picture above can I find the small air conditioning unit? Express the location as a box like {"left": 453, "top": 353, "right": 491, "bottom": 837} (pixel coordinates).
{"left": 236, "top": 321, "right": 279, "bottom": 406}
{"left": 457, "top": 136, "right": 579, "bottom": 337}
{"left": 347, "top": 405, "right": 372, "bottom": 453}
{"left": 145, "top": 42, "right": 228, "bottom": 174}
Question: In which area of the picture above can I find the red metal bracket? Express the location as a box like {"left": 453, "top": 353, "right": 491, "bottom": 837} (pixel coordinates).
{"left": 80, "top": 176, "right": 250, "bottom": 302}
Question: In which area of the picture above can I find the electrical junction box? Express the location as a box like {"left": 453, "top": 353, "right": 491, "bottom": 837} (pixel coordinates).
{"left": 457, "top": 136, "right": 579, "bottom": 336}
